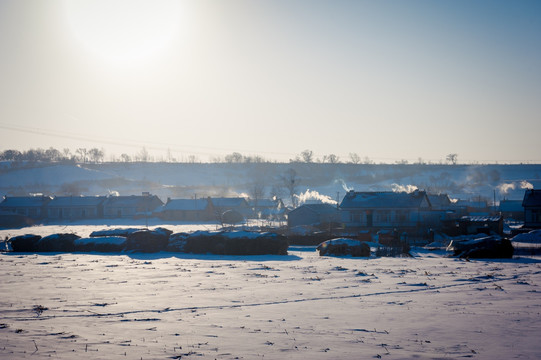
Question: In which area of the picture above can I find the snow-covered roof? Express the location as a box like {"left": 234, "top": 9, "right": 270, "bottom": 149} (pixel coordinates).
{"left": 427, "top": 194, "right": 452, "bottom": 209}
{"left": 211, "top": 197, "right": 248, "bottom": 208}
{"left": 0, "top": 196, "right": 52, "bottom": 207}
{"left": 48, "top": 196, "right": 106, "bottom": 207}
{"left": 499, "top": 200, "right": 523, "bottom": 212}
{"left": 163, "top": 198, "right": 209, "bottom": 211}
{"left": 289, "top": 203, "right": 339, "bottom": 215}
{"left": 103, "top": 195, "right": 163, "bottom": 207}
{"left": 459, "top": 215, "right": 502, "bottom": 223}
{"left": 455, "top": 199, "right": 488, "bottom": 208}
{"left": 340, "top": 191, "right": 430, "bottom": 209}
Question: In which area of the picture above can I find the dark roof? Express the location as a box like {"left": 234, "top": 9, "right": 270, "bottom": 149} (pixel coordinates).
{"left": 523, "top": 189, "right": 541, "bottom": 207}
{"left": 0, "top": 196, "right": 51, "bottom": 207}
{"left": 48, "top": 196, "right": 106, "bottom": 207}
{"left": 340, "top": 190, "right": 430, "bottom": 209}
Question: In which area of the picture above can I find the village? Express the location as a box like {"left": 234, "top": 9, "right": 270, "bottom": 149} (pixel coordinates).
{"left": 1, "top": 188, "right": 539, "bottom": 244}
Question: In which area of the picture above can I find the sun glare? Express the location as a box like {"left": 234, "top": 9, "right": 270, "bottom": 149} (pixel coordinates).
{"left": 64, "top": 0, "right": 182, "bottom": 66}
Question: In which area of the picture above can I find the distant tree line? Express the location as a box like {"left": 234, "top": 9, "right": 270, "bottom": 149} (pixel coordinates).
{"left": 0, "top": 147, "right": 104, "bottom": 164}
{"left": 0, "top": 146, "right": 461, "bottom": 166}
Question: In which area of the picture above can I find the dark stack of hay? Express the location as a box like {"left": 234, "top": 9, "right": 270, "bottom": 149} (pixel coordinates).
{"left": 448, "top": 236, "right": 514, "bottom": 259}
{"left": 36, "top": 233, "right": 80, "bottom": 252}
{"left": 125, "top": 229, "right": 170, "bottom": 253}
{"left": 168, "top": 231, "right": 288, "bottom": 255}
{"left": 9, "top": 234, "right": 42, "bottom": 252}
{"left": 317, "top": 238, "right": 370, "bottom": 257}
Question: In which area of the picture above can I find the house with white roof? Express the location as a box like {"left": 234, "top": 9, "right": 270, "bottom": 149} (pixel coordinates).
{"left": 0, "top": 195, "right": 52, "bottom": 220}
{"left": 158, "top": 198, "right": 215, "bottom": 221}
{"left": 46, "top": 196, "right": 106, "bottom": 220}
{"left": 102, "top": 193, "right": 163, "bottom": 218}
{"left": 339, "top": 190, "right": 432, "bottom": 230}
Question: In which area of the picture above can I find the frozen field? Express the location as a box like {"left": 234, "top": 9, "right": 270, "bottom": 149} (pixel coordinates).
{"left": 1, "top": 225, "right": 540, "bottom": 359}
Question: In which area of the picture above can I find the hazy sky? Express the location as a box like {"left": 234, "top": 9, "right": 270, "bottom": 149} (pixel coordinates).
{"left": 1, "top": 0, "right": 540, "bottom": 163}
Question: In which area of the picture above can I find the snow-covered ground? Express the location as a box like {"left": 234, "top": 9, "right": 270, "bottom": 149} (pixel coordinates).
{"left": 1, "top": 225, "right": 540, "bottom": 359}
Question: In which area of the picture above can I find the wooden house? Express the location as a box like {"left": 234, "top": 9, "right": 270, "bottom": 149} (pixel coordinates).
{"left": 523, "top": 189, "right": 541, "bottom": 228}
{"left": 46, "top": 196, "right": 106, "bottom": 220}
{"left": 0, "top": 195, "right": 51, "bottom": 220}
{"left": 103, "top": 193, "right": 163, "bottom": 219}
{"left": 339, "top": 190, "right": 432, "bottom": 230}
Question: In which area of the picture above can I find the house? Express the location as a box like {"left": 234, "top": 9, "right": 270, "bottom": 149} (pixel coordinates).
{"left": 248, "top": 198, "right": 286, "bottom": 220}
{"left": 210, "top": 197, "right": 251, "bottom": 219}
{"left": 499, "top": 199, "right": 524, "bottom": 221}
{"left": 339, "top": 190, "right": 432, "bottom": 230}
{"left": 46, "top": 196, "right": 106, "bottom": 220}
{"left": 158, "top": 198, "right": 215, "bottom": 221}
{"left": 287, "top": 203, "right": 340, "bottom": 229}
{"left": 0, "top": 195, "right": 52, "bottom": 220}
{"left": 102, "top": 193, "right": 164, "bottom": 218}
{"left": 523, "top": 189, "right": 541, "bottom": 228}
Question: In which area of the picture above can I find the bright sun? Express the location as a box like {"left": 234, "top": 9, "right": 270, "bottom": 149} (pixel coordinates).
{"left": 63, "top": 0, "right": 182, "bottom": 66}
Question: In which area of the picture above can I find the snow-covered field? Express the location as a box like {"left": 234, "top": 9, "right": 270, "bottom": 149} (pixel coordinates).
{"left": 1, "top": 225, "right": 541, "bottom": 359}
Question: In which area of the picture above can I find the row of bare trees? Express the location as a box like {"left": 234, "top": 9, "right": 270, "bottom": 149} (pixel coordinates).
{"left": 0, "top": 147, "right": 104, "bottom": 163}
{"left": 0, "top": 146, "right": 459, "bottom": 166}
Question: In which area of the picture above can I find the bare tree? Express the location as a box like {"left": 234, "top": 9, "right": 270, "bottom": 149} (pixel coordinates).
{"left": 137, "top": 147, "right": 150, "bottom": 162}
{"left": 225, "top": 152, "right": 243, "bottom": 163}
{"left": 446, "top": 153, "right": 458, "bottom": 165}
{"left": 88, "top": 148, "right": 104, "bottom": 163}
{"left": 300, "top": 149, "right": 314, "bottom": 163}
{"left": 323, "top": 154, "right": 340, "bottom": 164}
{"left": 281, "top": 168, "right": 300, "bottom": 208}
{"left": 76, "top": 148, "right": 88, "bottom": 163}
{"left": 348, "top": 152, "right": 361, "bottom": 164}
{"left": 249, "top": 179, "right": 266, "bottom": 217}
{"left": 120, "top": 153, "right": 131, "bottom": 162}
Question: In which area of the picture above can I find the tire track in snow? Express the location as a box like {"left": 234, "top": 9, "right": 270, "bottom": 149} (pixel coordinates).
{"left": 3, "top": 275, "right": 512, "bottom": 321}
